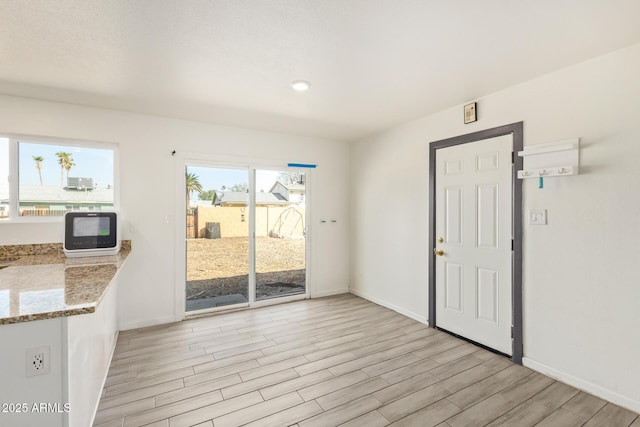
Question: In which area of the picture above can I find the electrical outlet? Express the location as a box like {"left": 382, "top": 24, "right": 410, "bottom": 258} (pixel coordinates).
{"left": 528, "top": 209, "right": 547, "bottom": 225}
{"left": 26, "top": 346, "right": 50, "bottom": 377}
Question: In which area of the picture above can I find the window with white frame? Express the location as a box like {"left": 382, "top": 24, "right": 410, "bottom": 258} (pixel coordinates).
{"left": 0, "top": 136, "right": 117, "bottom": 220}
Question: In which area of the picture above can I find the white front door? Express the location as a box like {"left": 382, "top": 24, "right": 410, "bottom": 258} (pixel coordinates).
{"left": 434, "top": 134, "right": 513, "bottom": 355}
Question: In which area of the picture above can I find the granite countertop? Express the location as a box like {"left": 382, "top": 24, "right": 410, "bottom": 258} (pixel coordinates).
{"left": 0, "top": 242, "right": 130, "bottom": 325}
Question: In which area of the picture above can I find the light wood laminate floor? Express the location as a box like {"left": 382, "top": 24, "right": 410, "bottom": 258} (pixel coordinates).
{"left": 94, "top": 294, "right": 639, "bottom": 427}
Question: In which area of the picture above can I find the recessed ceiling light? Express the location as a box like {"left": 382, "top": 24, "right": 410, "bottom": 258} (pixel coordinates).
{"left": 291, "top": 80, "right": 311, "bottom": 91}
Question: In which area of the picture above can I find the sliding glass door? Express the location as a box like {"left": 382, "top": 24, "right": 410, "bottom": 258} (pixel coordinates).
{"left": 185, "top": 164, "right": 308, "bottom": 313}
{"left": 185, "top": 166, "right": 249, "bottom": 311}
{"left": 255, "top": 169, "right": 306, "bottom": 301}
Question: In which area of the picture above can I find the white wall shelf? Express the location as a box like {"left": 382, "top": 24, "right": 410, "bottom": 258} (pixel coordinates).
{"left": 517, "top": 138, "right": 579, "bottom": 179}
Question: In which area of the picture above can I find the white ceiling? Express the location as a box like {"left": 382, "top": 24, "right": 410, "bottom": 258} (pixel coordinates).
{"left": 1, "top": 1, "right": 640, "bottom": 142}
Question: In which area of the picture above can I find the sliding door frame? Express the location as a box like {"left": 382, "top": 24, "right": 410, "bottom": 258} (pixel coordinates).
{"left": 174, "top": 153, "right": 311, "bottom": 321}
{"left": 252, "top": 166, "right": 311, "bottom": 308}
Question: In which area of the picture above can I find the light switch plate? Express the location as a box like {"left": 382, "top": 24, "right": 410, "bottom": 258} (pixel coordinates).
{"left": 528, "top": 209, "right": 547, "bottom": 225}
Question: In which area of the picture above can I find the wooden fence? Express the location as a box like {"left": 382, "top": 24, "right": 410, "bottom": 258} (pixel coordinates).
{"left": 19, "top": 208, "right": 66, "bottom": 216}
{"left": 186, "top": 208, "right": 197, "bottom": 238}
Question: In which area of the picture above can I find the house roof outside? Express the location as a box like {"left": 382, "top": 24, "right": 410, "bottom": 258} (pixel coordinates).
{"left": 213, "top": 191, "right": 289, "bottom": 206}
{"left": 269, "top": 181, "right": 305, "bottom": 193}
{"left": 189, "top": 200, "right": 215, "bottom": 208}
{"left": 0, "top": 184, "right": 114, "bottom": 204}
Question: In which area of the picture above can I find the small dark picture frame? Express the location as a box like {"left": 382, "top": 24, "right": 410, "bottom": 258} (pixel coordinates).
{"left": 464, "top": 102, "right": 477, "bottom": 124}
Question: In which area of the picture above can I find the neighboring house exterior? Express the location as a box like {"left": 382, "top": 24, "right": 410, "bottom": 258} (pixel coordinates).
{"left": 189, "top": 200, "right": 216, "bottom": 209}
{"left": 212, "top": 191, "right": 289, "bottom": 207}
{"left": 269, "top": 181, "right": 305, "bottom": 203}
{"left": 185, "top": 181, "right": 304, "bottom": 211}
{"left": 0, "top": 184, "right": 114, "bottom": 217}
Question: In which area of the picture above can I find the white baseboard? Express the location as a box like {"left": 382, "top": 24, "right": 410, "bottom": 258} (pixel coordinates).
{"left": 119, "top": 314, "right": 178, "bottom": 331}
{"left": 349, "top": 288, "right": 428, "bottom": 326}
{"left": 311, "top": 288, "right": 349, "bottom": 298}
{"left": 523, "top": 357, "right": 640, "bottom": 414}
{"left": 121, "top": 290, "right": 349, "bottom": 330}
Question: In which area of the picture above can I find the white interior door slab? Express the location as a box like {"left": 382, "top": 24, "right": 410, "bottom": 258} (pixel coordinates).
{"left": 435, "top": 134, "right": 513, "bottom": 355}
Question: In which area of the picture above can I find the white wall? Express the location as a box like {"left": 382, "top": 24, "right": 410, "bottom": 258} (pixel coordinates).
{"left": 0, "top": 97, "right": 350, "bottom": 328}
{"left": 350, "top": 43, "right": 640, "bottom": 412}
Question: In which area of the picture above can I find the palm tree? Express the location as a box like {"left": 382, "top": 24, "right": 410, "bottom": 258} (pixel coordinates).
{"left": 63, "top": 155, "right": 75, "bottom": 184}
{"left": 186, "top": 173, "right": 203, "bottom": 208}
{"left": 32, "top": 156, "right": 44, "bottom": 186}
{"left": 55, "top": 152, "right": 74, "bottom": 187}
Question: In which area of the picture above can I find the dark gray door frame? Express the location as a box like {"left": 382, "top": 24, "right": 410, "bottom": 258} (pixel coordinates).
{"left": 428, "top": 122, "right": 523, "bottom": 364}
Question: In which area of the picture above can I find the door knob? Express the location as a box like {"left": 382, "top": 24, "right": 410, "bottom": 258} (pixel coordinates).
{"left": 433, "top": 249, "right": 444, "bottom": 256}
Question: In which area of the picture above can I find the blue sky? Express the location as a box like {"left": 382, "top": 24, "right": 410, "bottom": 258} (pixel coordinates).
{"left": 0, "top": 139, "right": 114, "bottom": 188}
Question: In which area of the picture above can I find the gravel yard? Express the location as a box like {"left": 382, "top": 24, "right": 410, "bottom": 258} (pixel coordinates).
{"left": 186, "top": 236, "right": 305, "bottom": 301}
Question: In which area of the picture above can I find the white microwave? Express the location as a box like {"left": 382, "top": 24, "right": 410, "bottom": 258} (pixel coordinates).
{"left": 64, "top": 212, "right": 120, "bottom": 257}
